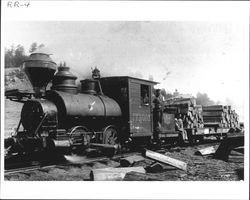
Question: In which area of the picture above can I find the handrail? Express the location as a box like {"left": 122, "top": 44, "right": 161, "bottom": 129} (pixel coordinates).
{"left": 34, "top": 113, "right": 47, "bottom": 136}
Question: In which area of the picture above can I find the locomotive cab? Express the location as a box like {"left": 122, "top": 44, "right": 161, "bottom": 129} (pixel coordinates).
{"left": 100, "top": 76, "right": 158, "bottom": 143}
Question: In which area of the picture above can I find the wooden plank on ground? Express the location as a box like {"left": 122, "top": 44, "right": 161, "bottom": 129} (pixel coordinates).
{"left": 214, "top": 135, "right": 244, "bottom": 161}
{"left": 232, "top": 146, "right": 244, "bottom": 154}
{"left": 90, "top": 167, "right": 146, "bottom": 181}
{"left": 120, "top": 155, "right": 145, "bottom": 167}
{"left": 145, "top": 162, "right": 164, "bottom": 173}
{"left": 143, "top": 149, "right": 187, "bottom": 171}
{"left": 195, "top": 146, "right": 217, "bottom": 156}
{"left": 123, "top": 171, "right": 165, "bottom": 181}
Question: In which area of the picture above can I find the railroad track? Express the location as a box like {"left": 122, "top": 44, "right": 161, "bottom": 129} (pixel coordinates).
{"left": 4, "top": 136, "right": 230, "bottom": 176}
{"left": 5, "top": 164, "right": 58, "bottom": 175}
{"left": 4, "top": 151, "right": 140, "bottom": 175}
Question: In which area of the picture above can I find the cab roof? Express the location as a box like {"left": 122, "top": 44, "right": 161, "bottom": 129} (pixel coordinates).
{"left": 100, "top": 76, "right": 159, "bottom": 85}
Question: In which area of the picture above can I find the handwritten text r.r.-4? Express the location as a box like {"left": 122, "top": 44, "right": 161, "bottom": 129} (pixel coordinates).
{"left": 7, "top": 1, "right": 30, "bottom": 8}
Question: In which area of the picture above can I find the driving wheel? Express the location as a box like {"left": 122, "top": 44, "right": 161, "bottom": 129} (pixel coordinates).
{"left": 102, "top": 126, "right": 119, "bottom": 145}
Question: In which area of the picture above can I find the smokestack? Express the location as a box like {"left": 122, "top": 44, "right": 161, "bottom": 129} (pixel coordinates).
{"left": 23, "top": 48, "right": 57, "bottom": 98}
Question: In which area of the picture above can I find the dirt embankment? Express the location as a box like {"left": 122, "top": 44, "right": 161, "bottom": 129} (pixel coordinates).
{"left": 5, "top": 68, "right": 33, "bottom": 91}
{"left": 5, "top": 68, "right": 32, "bottom": 137}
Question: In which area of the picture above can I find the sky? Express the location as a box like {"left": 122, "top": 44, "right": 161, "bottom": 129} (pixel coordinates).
{"left": 3, "top": 21, "right": 248, "bottom": 120}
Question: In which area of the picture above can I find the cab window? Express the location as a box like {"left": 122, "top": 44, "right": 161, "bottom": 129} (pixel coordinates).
{"left": 141, "top": 84, "right": 149, "bottom": 106}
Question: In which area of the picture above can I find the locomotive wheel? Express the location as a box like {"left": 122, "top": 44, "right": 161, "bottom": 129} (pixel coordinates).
{"left": 102, "top": 126, "right": 119, "bottom": 145}
{"left": 69, "top": 126, "right": 91, "bottom": 148}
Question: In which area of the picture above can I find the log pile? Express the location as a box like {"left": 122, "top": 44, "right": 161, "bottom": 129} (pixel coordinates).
{"left": 164, "top": 96, "right": 241, "bottom": 131}
{"left": 164, "top": 98, "right": 204, "bottom": 129}
{"left": 202, "top": 105, "right": 240, "bottom": 128}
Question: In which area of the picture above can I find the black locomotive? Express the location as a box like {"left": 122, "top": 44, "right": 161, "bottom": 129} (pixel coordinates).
{"left": 5, "top": 51, "right": 163, "bottom": 155}
{"left": 4, "top": 50, "right": 241, "bottom": 156}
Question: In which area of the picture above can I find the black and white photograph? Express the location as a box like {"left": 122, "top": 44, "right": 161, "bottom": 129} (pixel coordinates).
{"left": 1, "top": 1, "right": 249, "bottom": 199}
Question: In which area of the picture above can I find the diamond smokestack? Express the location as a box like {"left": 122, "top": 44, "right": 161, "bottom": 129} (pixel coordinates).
{"left": 23, "top": 48, "right": 57, "bottom": 97}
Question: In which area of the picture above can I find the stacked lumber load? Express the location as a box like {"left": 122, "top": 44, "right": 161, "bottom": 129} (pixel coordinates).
{"left": 164, "top": 96, "right": 240, "bottom": 130}
{"left": 164, "top": 97, "right": 203, "bottom": 129}
{"left": 165, "top": 97, "right": 196, "bottom": 107}
{"left": 194, "top": 105, "right": 204, "bottom": 128}
{"left": 202, "top": 105, "right": 228, "bottom": 127}
{"left": 202, "top": 105, "right": 239, "bottom": 128}
{"left": 227, "top": 107, "right": 240, "bottom": 129}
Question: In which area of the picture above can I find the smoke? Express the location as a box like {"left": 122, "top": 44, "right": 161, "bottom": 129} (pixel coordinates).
{"left": 162, "top": 70, "right": 171, "bottom": 80}
{"left": 196, "top": 92, "right": 215, "bottom": 106}
{"left": 195, "top": 93, "right": 243, "bottom": 121}
{"left": 43, "top": 22, "right": 175, "bottom": 84}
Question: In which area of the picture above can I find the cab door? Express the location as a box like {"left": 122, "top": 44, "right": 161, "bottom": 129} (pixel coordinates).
{"left": 129, "top": 80, "right": 153, "bottom": 137}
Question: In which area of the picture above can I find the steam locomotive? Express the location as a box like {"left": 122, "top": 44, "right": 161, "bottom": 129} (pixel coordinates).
{"left": 5, "top": 51, "right": 160, "bottom": 155}
{"left": 4, "top": 50, "right": 240, "bottom": 156}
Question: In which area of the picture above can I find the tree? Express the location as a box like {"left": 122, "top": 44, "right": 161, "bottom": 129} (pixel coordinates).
{"left": 14, "top": 44, "right": 28, "bottom": 68}
{"left": 4, "top": 46, "right": 15, "bottom": 68}
{"left": 5, "top": 42, "right": 45, "bottom": 68}
{"left": 4, "top": 44, "right": 28, "bottom": 68}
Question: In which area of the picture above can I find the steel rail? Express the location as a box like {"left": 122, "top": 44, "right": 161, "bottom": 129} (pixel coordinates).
{"left": 4, "top": 135, "right": 232, "bottom": 176}
{"left": 4, "top": 151, "right": 139, "bottom": 175}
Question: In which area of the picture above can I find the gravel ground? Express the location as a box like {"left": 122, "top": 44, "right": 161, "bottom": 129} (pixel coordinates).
{"left": 4, "top": 143, "right": 244, "bottom": 181}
